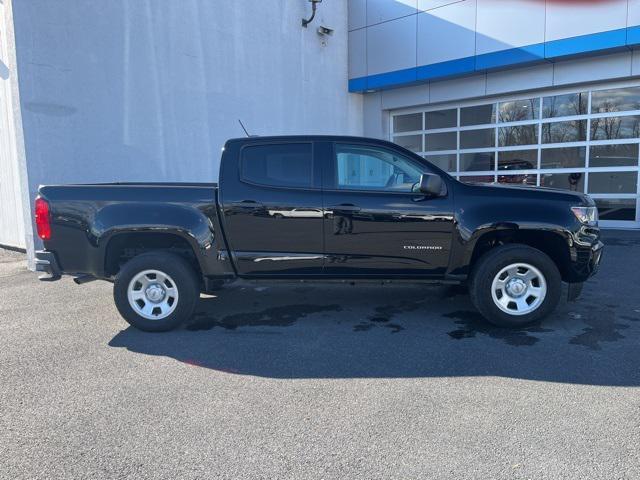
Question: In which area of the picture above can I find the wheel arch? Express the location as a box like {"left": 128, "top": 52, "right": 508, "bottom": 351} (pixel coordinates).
{"left": 103, "top": 230, "right": 204, "bottom": 280}
{"left": 468, "top": 228, "right": 572, "bottom": 281}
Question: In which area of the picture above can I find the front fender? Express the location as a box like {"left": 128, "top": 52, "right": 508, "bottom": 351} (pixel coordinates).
{"left": 447, "top": 195, "right": 576, "bottom": 278}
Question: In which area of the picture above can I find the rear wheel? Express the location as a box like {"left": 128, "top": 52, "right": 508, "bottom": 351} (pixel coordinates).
{"left": 114, "top": 252, "right": 199, "bottom": 332}
{"left": 469, "top": 244, "right": 561, "bottom": 328}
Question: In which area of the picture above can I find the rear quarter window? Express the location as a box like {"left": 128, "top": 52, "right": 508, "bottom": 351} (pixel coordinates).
{"left": 241, "top": 143, "right": 313, "bottom": 188}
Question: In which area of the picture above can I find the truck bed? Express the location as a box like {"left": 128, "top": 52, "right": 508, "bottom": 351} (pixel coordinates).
{"left": 36, "top": 182, "right": 227, "bottom": 279}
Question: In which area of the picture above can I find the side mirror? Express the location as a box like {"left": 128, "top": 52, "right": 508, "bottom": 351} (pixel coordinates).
{"left": 418, "top": 173, "right": 445, "bottom": 197}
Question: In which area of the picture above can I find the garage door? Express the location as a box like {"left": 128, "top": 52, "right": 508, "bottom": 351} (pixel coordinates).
{"left": 391, "top": 82, "right": 640, "bottom": 229}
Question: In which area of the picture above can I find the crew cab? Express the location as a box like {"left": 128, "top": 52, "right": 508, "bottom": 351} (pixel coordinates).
{"left": 34, "top": 136, "right": 603, "bottom": 332}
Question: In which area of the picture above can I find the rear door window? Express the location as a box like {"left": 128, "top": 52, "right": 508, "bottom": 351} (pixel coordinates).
{"left": 241, "top": 143, "right": 313, "bottom": 188}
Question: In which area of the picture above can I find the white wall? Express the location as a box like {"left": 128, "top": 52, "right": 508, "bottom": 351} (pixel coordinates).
{"left": 0, "top": 0, "right": 30, "bottom": 251}
{"left": 12, "top": 0, "right": 363, "bottom": 260}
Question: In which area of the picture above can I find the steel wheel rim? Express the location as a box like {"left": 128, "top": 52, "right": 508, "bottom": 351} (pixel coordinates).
{"left": 491, "top": 263, "right": 547, "bottom": 316}
{"left": 127, "top": 269, "right": 179, "bottom": 320}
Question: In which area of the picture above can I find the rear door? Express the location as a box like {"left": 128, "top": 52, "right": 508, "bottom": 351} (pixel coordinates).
{"left": 219, "top": 141, "right": 324, "bottom": 276}
{"left": 321, "top": 142, "right": 455, "bottom": 277}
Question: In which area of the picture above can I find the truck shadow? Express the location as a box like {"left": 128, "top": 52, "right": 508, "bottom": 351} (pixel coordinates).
{"left": 108, "top": 281, "right": 640, "bottom": 386}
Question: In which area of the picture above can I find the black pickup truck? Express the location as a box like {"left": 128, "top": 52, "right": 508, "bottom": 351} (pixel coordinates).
{"left": 34, "top": 135, "right": 603, "bottom": 332}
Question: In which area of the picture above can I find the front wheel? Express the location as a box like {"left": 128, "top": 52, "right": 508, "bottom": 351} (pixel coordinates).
{"left": 469, "top": 244, "right": 561, "bottom": 328}
{"left": 114, "top": 252, "right": 199, "bottom": 332}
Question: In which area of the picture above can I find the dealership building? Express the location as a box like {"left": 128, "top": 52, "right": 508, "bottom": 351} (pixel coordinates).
{"left": 1, "top": 0, "right": 640, "bottom": 264}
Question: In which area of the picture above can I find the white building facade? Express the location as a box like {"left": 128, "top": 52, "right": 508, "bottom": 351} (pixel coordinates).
{"left": 350, "top": 0, "right": 640, "bottom": 229}
{"left": 1, "top": 0, "right": 640, "bottom": 261}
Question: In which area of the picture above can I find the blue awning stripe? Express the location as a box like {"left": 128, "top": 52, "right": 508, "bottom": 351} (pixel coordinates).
{"left": 349, "top": 26, "right": 640, "bottom": 93}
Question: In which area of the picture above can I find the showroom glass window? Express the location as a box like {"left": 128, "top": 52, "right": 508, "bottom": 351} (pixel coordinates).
{"left": 391, "top": 83, "right": 640, "bottom": 226}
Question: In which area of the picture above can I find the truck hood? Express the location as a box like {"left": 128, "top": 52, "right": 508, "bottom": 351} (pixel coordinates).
{"left": 461, "top": 181, "right": 594, "bottom": 206}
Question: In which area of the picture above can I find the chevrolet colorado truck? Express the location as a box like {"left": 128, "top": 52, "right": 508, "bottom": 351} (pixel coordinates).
{"left": 34, "top": 136, "right": 603, "bottom": 332}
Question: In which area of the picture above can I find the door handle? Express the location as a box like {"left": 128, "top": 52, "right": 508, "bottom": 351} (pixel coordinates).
{"left": 230, "top": 200, "right": 264, "bottom": 209}
{"left": 330, "top": 204, "right": 361, "bottom": 212}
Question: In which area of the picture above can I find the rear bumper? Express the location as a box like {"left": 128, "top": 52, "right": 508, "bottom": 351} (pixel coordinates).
{"left": 35, "top": 250, "right": 62, "bottom": 281}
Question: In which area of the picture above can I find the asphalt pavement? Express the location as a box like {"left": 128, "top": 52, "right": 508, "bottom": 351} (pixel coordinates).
{"left": 1, "top": 231, "right": 639, "bottom": 479}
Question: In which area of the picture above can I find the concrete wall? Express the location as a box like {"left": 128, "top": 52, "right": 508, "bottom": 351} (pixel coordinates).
{"left": 13, "top": 0, "right": 363, "bottom": 259}
{"left": 349, "top": 0, "right": 640, "bottom": 91}
{"left": 0, "top": 0, "right": 30, "bottom": 251}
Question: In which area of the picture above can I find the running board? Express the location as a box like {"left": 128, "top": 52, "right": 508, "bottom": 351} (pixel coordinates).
{"left": 73, "top": 275, "right": 98, "bottom": 285}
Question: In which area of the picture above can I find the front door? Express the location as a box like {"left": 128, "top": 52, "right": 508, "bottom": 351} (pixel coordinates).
{"left": 219, "top": 141, "right": 324, "bottom": 276}
{"left": 322, "top": 142, "right": 455, "bottom": 277}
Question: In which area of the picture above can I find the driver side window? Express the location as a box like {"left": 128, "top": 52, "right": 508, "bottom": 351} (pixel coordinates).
{"left": 335, "top": 144, "right": 424, "bottom": 192}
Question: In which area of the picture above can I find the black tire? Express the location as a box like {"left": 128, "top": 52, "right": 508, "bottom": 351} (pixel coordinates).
{"left": 113, "top": 252, "right": 199, "bottom": 332}
{"left": 469, "top": 244, "right": 561, "bottom": 328}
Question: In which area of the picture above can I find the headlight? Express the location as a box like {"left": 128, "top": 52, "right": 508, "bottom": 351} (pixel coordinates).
{"left": 571, "top": 206, "right": 598, "bottom": 225}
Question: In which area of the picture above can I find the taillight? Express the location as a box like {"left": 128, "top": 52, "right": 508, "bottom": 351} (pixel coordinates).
{"left": 35, "top": 197, "right": 51, "bottom": 240}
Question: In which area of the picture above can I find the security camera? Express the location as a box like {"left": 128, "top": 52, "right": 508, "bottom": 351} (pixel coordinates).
{"left": 317, "top": 25, "right": 333, "bottom": 36}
